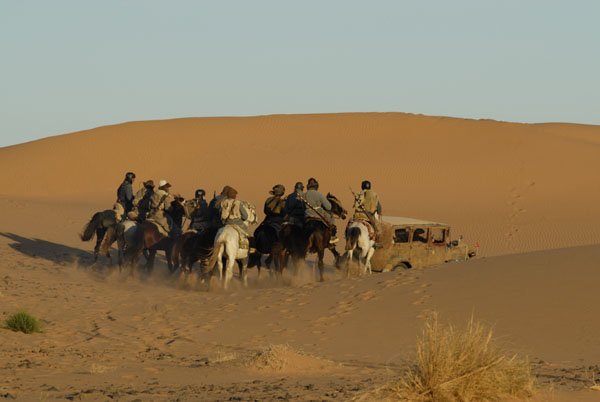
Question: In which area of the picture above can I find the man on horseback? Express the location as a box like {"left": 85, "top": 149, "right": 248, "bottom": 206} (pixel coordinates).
{"left": 304, "top": 177, "right": 338, "bottom": 244}
{"left": 208, "top": 185, "right": 234, "bottom": 229}
{"left": 130, "top": 179, "right": 155, "bottom": 222}
{"left": 285, "top": 182, "right": 306, "bottom": 227}
{"left": 261, "top": 184, "right": 286, "bottom": 233}
{"left": 189, "top": 189, "right": 210, "bottom": 233}
{"left": 352, "top": 180, "right": 383, "bottom": 239}
{"left": 220, "top": 186, "right": 248, "bottom": 226}
{"left": 116, "top": 172, "right": 136, "bottom": 215}
{"left": 147, "top": 179, "right": 175, "bottom": 236}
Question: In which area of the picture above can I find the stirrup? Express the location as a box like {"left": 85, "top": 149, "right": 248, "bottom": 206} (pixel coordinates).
{"left": 329, "top": 237, "right": 339, "bottom": 244}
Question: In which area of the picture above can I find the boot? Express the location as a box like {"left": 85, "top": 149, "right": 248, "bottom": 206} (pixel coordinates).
{"left": 329, "top": 225, "right": 339, "bottom": 244}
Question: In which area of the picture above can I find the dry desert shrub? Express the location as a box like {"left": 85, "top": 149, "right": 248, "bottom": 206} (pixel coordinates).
{"left": 210, "top": 349, "right": 238, "bottom": 364}
{"left": 246, "top": 344, "right": 332, "bottom": 373}
{"left": 247, "top": 344, "right": 291, "bottom": 371}
{"left": 360, "top": 314, "right": 534, "bottom": 401}
{"left": 5, "top": 311, "right": 42, "bottom": 334}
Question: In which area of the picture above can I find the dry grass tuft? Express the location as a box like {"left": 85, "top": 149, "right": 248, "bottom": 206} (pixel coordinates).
{"left": 247, "top": 344, "right": 292, "bottom": 371}
{"left": 210, "top": 349, "right": 238, "bottom": 364}
{"left": 360, "top": 313, "right": 534, "bottom": 401}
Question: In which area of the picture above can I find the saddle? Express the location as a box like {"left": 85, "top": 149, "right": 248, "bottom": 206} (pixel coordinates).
{"left": 146, "top": 218, "right": 170, "bottom": 237}
{"left": 347, "top": 219, "right": 376, "bottom": 241}
{"left": 229, "top": 224, "right": 250, "bottom": 250}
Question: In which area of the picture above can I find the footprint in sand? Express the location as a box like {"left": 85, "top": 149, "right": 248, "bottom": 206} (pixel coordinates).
{"left": 355, "top": 290, "right": 377, "bottom": 301}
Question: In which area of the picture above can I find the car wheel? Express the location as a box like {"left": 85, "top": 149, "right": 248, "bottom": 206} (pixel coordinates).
{"left": 392, "top": 262, "right": 410, "bottom": 270}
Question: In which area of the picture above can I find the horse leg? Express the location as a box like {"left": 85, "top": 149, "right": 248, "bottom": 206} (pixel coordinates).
{"left": 166, "top": 245, "right": 174, "bottom": 273}
{"left": 224, "top": 252, "right": 235, "bottom": 291}
{"left": 345, "top": 249, "right": 353, "bottom": 279}
{"left": 365, "top": 246, "right": 375, "bottom": 275}
{"left": 171, "top": 238, "right": 182, "bottom": 272}
{"left": 146, "top": 249, "right": 156, "bottom": 273}
{"left": 238, "top": 258, "right": 248, "bottom": 288}
{"left": 329, "top": 245, "right": 341, "bottom": 268}
{"left": 216, "top": 245, "right": 225, "bottom": 285}
{"left": 94, "top": 227, "right": 105, "bottom": 262}
{"left": 317, "top": 249, "right": 325, "bottom": 282}
{"left": 358, "top": 247, "right": 367, "bottom": 276}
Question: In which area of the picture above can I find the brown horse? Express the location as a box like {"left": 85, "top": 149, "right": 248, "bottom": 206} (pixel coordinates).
{"left": 172, "top": 227, "right": 217, "bottom": 273}
{"left": 279, "top": 193, "right": 347, "bottom": 281}
{"left": 80, "top": 208, "right": 121, "bottom": 262}
{"left": 101, "top": 198, "right": 186, "bottom": 272}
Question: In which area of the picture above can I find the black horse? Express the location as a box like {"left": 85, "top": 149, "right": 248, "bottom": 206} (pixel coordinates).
{"left": 248, "top": 223, "right": 283, "bottom": 274}
{"left": 279, "top": 193, "right": 347, "bottom": 281}
{"left": 80, "top": 208, "right": 121, "bottom": 262}
{"left": 172, "top": 227, "right": 218, "bottom": 274}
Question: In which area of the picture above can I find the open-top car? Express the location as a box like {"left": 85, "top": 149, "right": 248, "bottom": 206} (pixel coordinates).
{"left": 370, "top": 216, "right": 476, "bottom": 271}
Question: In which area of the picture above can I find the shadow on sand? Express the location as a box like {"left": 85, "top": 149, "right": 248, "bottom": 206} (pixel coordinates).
{"left": 0, "top": 232, "right": 96, "bottom": 266}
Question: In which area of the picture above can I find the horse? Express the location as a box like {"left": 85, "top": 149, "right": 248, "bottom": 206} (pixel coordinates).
{"left": 344, "top": 218, "right": 377, "bottom": 277}
{"left": 279, "top": 193, "right": 347, "bottom": 282}
{"left": 248, "top": 223, "right": 283, "bottom": 275}
{"left": 101, "top": 199, "right": 186, "bottom": 272}
{"left": 80, "top": 204, "right": 123, "bottom": 262}
{"left": 204, "top": 201, "right": 257, "bottom": 290}
{"left": 172, "top": 226, "right": 217, "bottom": 273}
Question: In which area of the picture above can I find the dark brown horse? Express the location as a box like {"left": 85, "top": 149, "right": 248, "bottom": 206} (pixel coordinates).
{"left": 279, "top": 193, "right": 347, "bottom": 281}
{"left": 172, "top": 227, "right": 217, "bottom": 273}
{"left": 102, "top": 198, "right": 187, "bottom": 272}
{"left": 80, "top": 208, "right": 121, "bottom": 262}
{"left": 248, "top": 223, "right": 283, "bottom": 275}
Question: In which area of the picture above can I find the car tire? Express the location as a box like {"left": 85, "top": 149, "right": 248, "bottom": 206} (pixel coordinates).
{"left": 392, "top": 262, "right": 411, "bottom": 270}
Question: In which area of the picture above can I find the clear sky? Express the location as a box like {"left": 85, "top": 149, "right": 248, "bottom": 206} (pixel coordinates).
{"left": 1, "top": 1, "right": 599, "bottom": 147}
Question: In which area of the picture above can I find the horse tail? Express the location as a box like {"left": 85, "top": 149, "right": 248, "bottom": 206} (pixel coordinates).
{"left": 80, "top": 212, "right": 102, "bottom": 241}
{"left": 345, "top": 227, "right": 361, "bottom": 251}
{"left": 206, "top": 240, "right": 224, "bottom": 273}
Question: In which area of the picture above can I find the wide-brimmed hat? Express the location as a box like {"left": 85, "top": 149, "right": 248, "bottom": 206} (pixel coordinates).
{"left": 307, "top": 177, "right": 319, "bottom": 190}
{"left": 226, "top": 187, "right": 238, "bottom": 199}
{"left": 158, "top": 179, "right": 171, "bottom": 189}
{"left": 220, "top": 185, "right": 233, "bottom": 196}
{"left": 270, "top": 184, "right": 285, "bottom": 196}
{"left": 143, "top": 180, "right": 155, "bottom": 188}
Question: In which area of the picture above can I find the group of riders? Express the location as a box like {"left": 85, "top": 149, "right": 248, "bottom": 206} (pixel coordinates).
{"left": 114, "top": 171, "right": 383, "bottom": 257}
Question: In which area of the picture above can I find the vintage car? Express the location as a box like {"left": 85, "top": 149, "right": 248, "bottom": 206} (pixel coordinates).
{"left": 370, "top": 216, "right": 476, "bottom": 272}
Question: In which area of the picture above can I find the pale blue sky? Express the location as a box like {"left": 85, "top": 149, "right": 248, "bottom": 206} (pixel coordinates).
{"left": 1, "top": 1, "right": 599, "bottom": 147}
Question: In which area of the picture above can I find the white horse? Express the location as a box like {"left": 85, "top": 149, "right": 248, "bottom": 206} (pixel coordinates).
{"left": 206, "top": 201, "right": 257, "bottom": 290}
{"left": 344, "top": 218, "right": 377, "bottom": 277}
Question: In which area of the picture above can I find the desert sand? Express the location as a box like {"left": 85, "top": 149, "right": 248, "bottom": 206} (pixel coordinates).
{"left": 1, "top": 112, "right": 600, "bottom": 400}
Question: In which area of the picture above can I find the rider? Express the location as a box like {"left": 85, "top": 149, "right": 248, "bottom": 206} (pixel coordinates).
{"left": 147, "top": 179, "right": 175, "bottom": 235}
{"left": 261, "top": 184, "right": 286, "bottom": 232}
{"left": 208, "top": 185, "right": 234, "bottom": 229}
{"left": 130, "top": 179, "right": 155, "bottom": 222}
{"left": 189, "top": 189, "right": 210, "bottom": 232}
{"left": 219, "top": 186, "right": 248, "bottom": 226}
{"left": 285, "top": 182, "right": 305, "bottom": 226}
{"left": 304, "top": 177, "right": 338, "bottom": 243}
{"left": 353, "top": 179, "right": 383, "bottom": 238}
{"left": 116, "top": 172, "right": 136, "bottom": 215}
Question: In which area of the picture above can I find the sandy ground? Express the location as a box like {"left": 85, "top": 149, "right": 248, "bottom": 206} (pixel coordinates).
{"left": 1, "top": 113, "right": 600, "bottom": 400}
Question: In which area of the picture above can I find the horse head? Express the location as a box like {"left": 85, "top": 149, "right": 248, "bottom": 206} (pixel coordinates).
{"left": 326, "top": 193, "right": 347, "bottom": 219}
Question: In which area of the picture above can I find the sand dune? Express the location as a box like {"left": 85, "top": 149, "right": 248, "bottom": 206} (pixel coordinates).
{"left": 2, "top": 112, "right": 600, "bottom": 400}
{"left": 2, "top": 113, "right": 599, "bottom": 257}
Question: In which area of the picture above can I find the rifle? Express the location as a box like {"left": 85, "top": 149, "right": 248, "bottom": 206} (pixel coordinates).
{"left": 300, "top": 194, "right": 334, "bottom": 228}
{"left": 349, "top": 187, "right": 379, "bottom": 230}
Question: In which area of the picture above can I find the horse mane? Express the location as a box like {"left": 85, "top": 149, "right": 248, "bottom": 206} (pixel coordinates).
{"left": 326, "top": 193, "right": 347, "bottom": 217}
